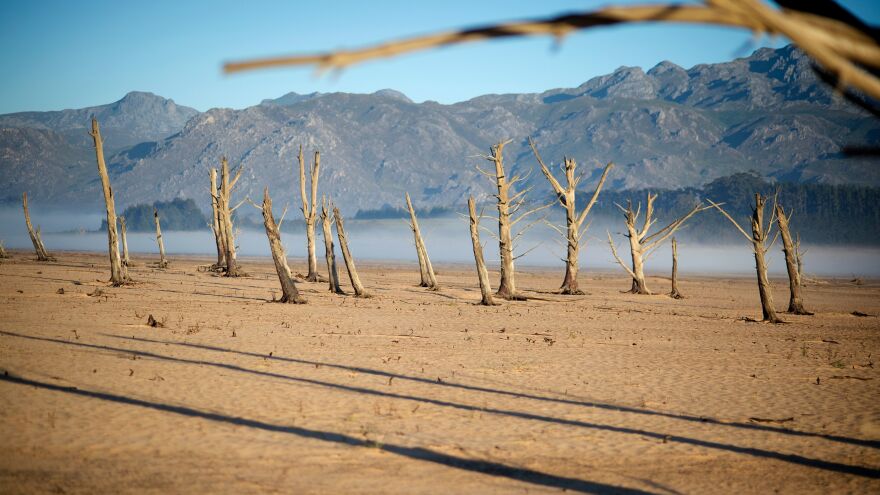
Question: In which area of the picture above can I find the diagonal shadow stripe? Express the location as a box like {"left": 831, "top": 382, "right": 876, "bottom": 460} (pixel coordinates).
{"left": 3, "top": 330, "right": 879, "bottom": 478}
{"left": 105, "top": 333, "right": 880, "bottom": 450}
{"left": 0, "top": 372, "right": 651, "bottom": 495}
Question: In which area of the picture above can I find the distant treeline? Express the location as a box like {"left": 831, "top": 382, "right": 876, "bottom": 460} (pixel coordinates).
{"left": 351, "top": 173, "right": 880, "bottom": 245}
{"left": 354, "top": 204, "right": 455, "bottom": 220}
{"left": 100, "top": 198, "right": 207, "bottom": 232}
{"left": 590, "top": 173, "right": 880, "bottom": 245}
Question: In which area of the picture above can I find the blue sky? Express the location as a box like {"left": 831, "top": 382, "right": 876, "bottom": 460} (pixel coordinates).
{"left": 1, "top": 0, "right": 878, "bottom": 113}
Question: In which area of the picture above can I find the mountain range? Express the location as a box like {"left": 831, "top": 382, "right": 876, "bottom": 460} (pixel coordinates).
{"left": 1, "top": 44, "right": 877, "bottom": 215}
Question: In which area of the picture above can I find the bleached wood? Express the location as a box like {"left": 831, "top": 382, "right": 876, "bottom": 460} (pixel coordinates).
{"left": 21, "top": 192, "right": 53, "bottom": 262}
{"left": 333, "top": 206, "right": 369, "bottom": 297}
{"left": 154, "top": 208, "right": 169, "bottom": 269}
{"left": 89, "top": 118, "right": 127, "bottom": 284}
{"left": 320, "top": 197, "right": 344, "bottom": 294}
{"left": 406, "top": 192, "right": 438, "bottom": 289}
{"left": 468, "top": 197, "right": 496, "bottom": 305}
{"left": 260, "top": 188, "right": 306, "bottom": 304}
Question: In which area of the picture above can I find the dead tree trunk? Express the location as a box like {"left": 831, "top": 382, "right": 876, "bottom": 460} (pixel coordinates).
{"left": 154, "top": 208, "right": 169, "bottom": 268}
{"left": 209, "top": 168, "right": 226, "bottom": 270}
{"left": 89, "top": 118, "right": 127, "bottom": 285}
{"left": 468, "top": 197, "right": 496, "bottom": 306}
{"left": 669, "top": 237, "right": 684, "bottom": 299}
{"left": 21, "top": 192, "right": 53, "bottom": 261}
{"left": 406, "top": 192, "right": 438, "bottom": 289}
{"left": 775, "top": 203, "right": 812, "bottom": 315}
{"left": 320, "top": 197, "right": 344, "bottom": 294}
{"left": 259, "top": 188, "right": 306, "bottom": 304}
{"left": 333, "top": 206, "right": 369, "bottom": 297}
{"left": 529, "top": 137, "right": 613, "bottom": 294}
{"left": 119, "top": 215, "right": 131, "bottom": 267}
{"left": 477, "top": 140, "right": 550, "bottom": 300}
{"left": 0, "top": 240, "right": 8, "bottom": 259}
{"left": 217, "top": 157, "right": 245, "bottom": 277}
{"left": 298, "top": 146, "right": 324, "bottom": 282}
{"left": 709, "top": 195, "right": 784, "bottom": 324}
{"left": 608, "top": 193, "right": 706, "bottom": 295}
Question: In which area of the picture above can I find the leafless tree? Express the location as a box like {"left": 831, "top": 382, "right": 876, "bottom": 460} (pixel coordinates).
{"left": 320, "top": 197, "right": 344, "bottom": 294}
{"left": 298, "top": 146, "right": 325, "bottom": 282}
{"left": 119, "top": 215, "right": 131, "bottom": 267}
{"left": 89, "top": 118, "right": 128, "bottom": 285}
{"left": 333, "top": 206, "right": 369, "bottom": 297}
{"left": 468, "top": 197, "right": 497, "bottom": 306}
{"left": 709, "top": 194, "right": 784, "bottom": 323}
{"left": 775, "top": 203, "right": 812, "bottom": 314}
{"left": 0, "top": 240, "right": 8, "bottom": 259}
{"left": 21, "top": 192, "right": 53, "bottom": 262}
{"left": 477, "top": 139, "right": 549, "bottom": 300}
{"left": 529, "top": 137, "right": 613, "bottom": 294}
{"left": 669, "top": 237, "right": 684, "bottom": 299}
{"left": 154, "top": 208, "right": 169, "bottom": 269}
{"left": 257, "top": 187, "right": 306, "bottom": 303}
{"left": 406, "top": 192, "right": 438, "bottom": 289}
{"left": 209, "top": 168, "right": 226, "bottom": 270}
{"left": 608, "top": 193, "right": 707, "bottom": 294}
{"left": 214, "top": 157, "right": 246, "bottom": 277}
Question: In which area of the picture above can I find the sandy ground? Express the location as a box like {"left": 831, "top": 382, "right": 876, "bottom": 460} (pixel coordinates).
{"left": 0, "top": 250, "right": 878, "bottom": 494}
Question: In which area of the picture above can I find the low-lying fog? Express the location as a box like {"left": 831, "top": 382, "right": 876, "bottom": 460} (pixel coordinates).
{"left": 1, "top": 208, "right": 878, "bottom": 277}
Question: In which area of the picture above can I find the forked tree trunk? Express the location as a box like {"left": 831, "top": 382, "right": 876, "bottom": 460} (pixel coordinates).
{"left": 626, "top": 220, "right": 649, "bottom": 294}
{"left": 89, "top": 118, "right": 127, "bottom": 285}
{"left": 219, "top": 157, "right": 244, "bottom": 277}
{"left": 775, "top": 204, "right": 812, "bottom": 315}
{"left": 529, "top": 138, "right": 613, "bottom": 295}
{"left": 298, "top": 146, "right": 324, "bottom": 282}
{"left": 333, "top": 206, "right": 369, "bottom": 297}
{"left": 320, "top": 197, "right": 344, "bottom": 294}
{"left": 260, "top": 188, "right": 306, "bottom": 304}
{"left": 406, "top": 192, "right": 438, "bottom": 289}
{"left": 669, "top": 237, "right": 683, "bottom": 299}
{"left": 468, "top": 197, "right": 496, "bottom": 306}
{"left": 21, "top": 192, "right": 52, "bottom": 262}
{"left": 210, "top": 168, "right": 226, "bottom": 269}
{"left": 608, "top": 194, "right": 706, "bottom": 295}
{"left": 710, "top": 195, "right": 783, "bottom": 324}
{"left": 119, "top": 215, "right": 131, "bottom": 267}
{"left": 750, "top": 195, "right": 782, "bottom": 323}
{"left": 154, "top": 208, "right": 169, "bottom": 268}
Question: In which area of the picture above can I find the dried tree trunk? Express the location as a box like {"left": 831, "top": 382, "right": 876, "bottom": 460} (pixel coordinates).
{"left": 209, "top": 168, "right": 226, "bottom": 269}
{"left": 468, "top": 197, "right": 496, "bottom": 305}
{"left": 669, "top": 237, "right": 684, "bottom": 299}
{"left": 775, "top": 204, "right": 812, "bottom": 315}
{"left": 320, "top": 197, "right": 344, "bottom": 294}
{"left": 154, "top": 208, "right": 169, "bottom": 268}
{"left": 260, "top": 188, "right": 306, "bottom": 304}
{"left": 608, "top": 194, "right": 706, "bottom": 295}
{"left": 89, "top": 118, "right": 127, "bottom": 284}
{"left": 486, "top": 141, "right": 521, "bottom": 300}
{"left": 119, "top": 215, "right": 131, "bottom": 267}
{"left": 406, "top": 192, "right": 438, "bottom": 289}
{"left": 298, "top": 146, "right": 324, "bottom": 282}
{"left": 0, "top": 240, "right": 8, "bottom": 259}
{"left": 529, "top": 138, "right": 613, "bottom": 295}
{"left": 21, "top": 192, "right": 52, "bottom": 262}
{"left": 710, "top": 195, "right": 783, "bottom": 324}
{"left": 218, "top": 157, "right": 244, "bottom": 277}
{"left": 333, "top": 206, "right": 369, "bottom": 297}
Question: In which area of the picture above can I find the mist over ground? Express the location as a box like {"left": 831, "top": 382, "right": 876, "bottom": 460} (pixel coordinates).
{"left": 1, "top": 207, "right": 878, "bottom": 277}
